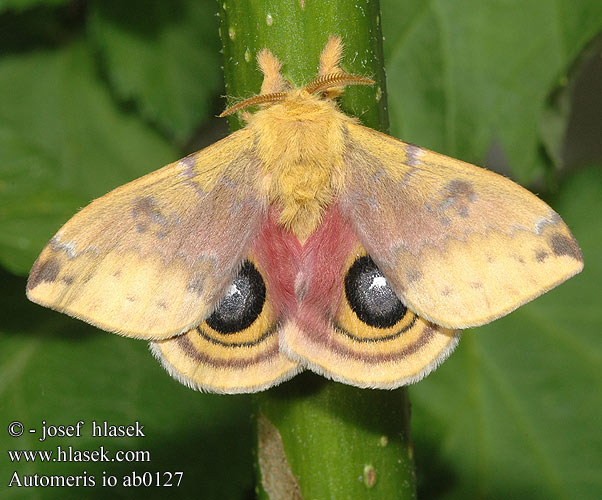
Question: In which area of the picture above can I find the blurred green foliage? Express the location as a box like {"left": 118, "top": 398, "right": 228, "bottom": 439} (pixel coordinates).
{"left": 0, "top": 1, "right": 601, "bottom": 499}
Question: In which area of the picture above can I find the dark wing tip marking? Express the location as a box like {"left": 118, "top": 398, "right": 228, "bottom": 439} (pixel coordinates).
{"left": 27, "top": 257, "right": 60, "bottom": 291}
{"left": 549, "top": 233, "right": 583, "bottom": 262}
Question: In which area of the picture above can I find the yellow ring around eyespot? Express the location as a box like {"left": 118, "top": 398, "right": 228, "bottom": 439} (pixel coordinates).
{"left": 195, "top": 257, "right": 277, "bottom": 348}
{"left": 333, "top": 312, "right": 417, "bottom": 343}
{"left": 197, "top": 309, "right": 277, "bottom": 347}
{"left": 335, "top": 244, "right": 421, "bottom": 344}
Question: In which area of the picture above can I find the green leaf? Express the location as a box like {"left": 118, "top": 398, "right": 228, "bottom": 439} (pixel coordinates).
{"left": 0, "top": 126, "right": 81, "bottom": 274}
{"left": 0, "top": 40, "right": 176, "bottom": 275}
{"left": 0, "top": 0, "right": 66, "bottom": 13}
{"left": 219, "top": 0, "right": 389, "bottom": 133}
{"left": 89, "top": 0, "right": 222, "bottom": 144}
{"left": 382, "top": 0, "right": 602, "bottom": 184}
{"left": 411, "top": 166, "right": 602, "bottom": 500}
{"left": 0, "top": 269, "right": 253, "bottom": 500}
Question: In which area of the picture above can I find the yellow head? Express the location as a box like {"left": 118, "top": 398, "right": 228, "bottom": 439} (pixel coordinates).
{"left": 220, "top": 37, "right": 374, "bottom": 242}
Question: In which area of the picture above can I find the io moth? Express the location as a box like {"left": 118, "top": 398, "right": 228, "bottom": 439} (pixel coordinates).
{"left": 27, "top": 37, "right": 583, "bottom": 393}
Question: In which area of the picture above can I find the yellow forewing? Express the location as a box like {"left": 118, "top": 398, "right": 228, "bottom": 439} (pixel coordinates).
{"left": 341, "top": 122, "right": 583, "bottom": 329}
{"left": 27, "top": 129, "right": 266, "bottom": 339}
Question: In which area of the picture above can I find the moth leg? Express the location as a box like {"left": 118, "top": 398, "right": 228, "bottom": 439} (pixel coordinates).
{"left": 221, "top": 49, "right": 288, "bottom": 122}
{"left": 256, "top": 34, "right": 344, "bottom": 98}
{"left": 318, "top": 35, "right": 345, "bottom": 99}
{"left": 318, "top": 35, "right": 343, "bottom": 75}
{"left": 258, "top": 48, "right": 287, "bottom": 95}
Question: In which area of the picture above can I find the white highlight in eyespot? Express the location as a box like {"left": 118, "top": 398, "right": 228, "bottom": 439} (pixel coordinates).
{"left": 225, "top": 283, "right": 240, "bottom": 298}
{"left": 369, "top": 276, "right": 387, "bottom": 290}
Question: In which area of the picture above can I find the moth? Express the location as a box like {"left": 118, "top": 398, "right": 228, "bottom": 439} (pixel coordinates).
{"left": 27, "top": 37, "right": 583, "bottom": 393}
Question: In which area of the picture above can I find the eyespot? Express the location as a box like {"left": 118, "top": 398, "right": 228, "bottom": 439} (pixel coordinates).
{"left": 206, "top": 261, "right": 266, "bottom": 334}
{"left": 154, "top": 255, "right": 293, "bottom": 393}
{"left": 344, "top": 255, "right": 407, "bottom": 328}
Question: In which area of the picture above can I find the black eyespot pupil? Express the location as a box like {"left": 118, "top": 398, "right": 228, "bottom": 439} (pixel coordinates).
{"left": 206, "top": 261, "right": 265, "bottom": 334}
{"left": 344, "top": 255, "right": 407, "bottom": 328}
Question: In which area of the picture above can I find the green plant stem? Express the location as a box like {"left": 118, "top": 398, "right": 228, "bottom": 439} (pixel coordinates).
{"left": 217, "top": 1, "right": 416, "bottom": 498}
{"left": 219, "top": 0, "right": 388, "bottom": 132}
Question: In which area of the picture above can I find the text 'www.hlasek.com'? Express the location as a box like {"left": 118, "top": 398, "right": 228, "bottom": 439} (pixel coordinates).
{"left": 6, "top": 420, "right": 183, "bottom": 488}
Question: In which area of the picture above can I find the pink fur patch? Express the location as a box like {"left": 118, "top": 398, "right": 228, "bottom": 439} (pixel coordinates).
{"left": 296, "top": 206, "right": 357, "bottom": 335}
{"left": 252, "top": 208, "right": 301, "bottom": 317}
{"left": 252, "top": 205, "right": 357, "bottom": 335}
